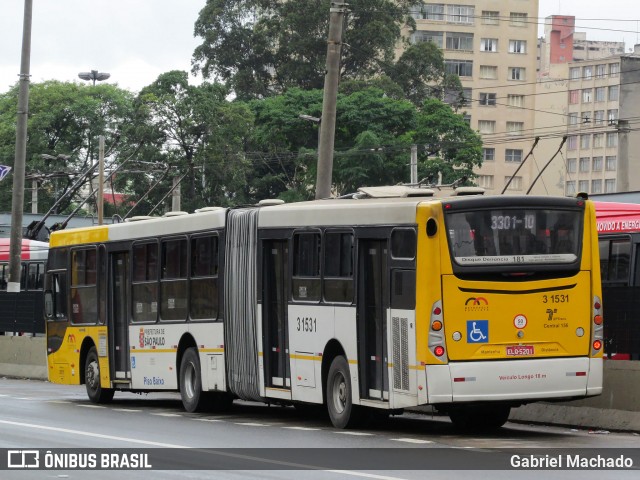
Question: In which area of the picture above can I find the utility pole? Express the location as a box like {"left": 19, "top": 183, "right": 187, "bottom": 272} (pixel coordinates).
{"left": 410, "top": 144, "right": 418, "bottom": 184}
{"left": 315, "top": 0, "right": 347, "bottom": 199}
{"left": 8, "top": 0, "right": 33, "bottom": 293}
{"left": 172, "top": 177, "right": 181, "bottom": 211}
{"left": 97, "top": 136, "right": 105, "bottom": 225}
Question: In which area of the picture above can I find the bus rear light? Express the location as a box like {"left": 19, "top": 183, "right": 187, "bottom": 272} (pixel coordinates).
{"left": 434, "top": 346, "right": 445, "bottom": 357}
{"left": 432, "top": 320, "right": 443, "bottom": 331}
{"left": 594, "top": 315, "right": 603, "bottom": 325}
{"left": 593, "top": 340, "right": 602, "bottom": 351}
{"left": 433, "top": 306, "right": 442, "bottom": 316}
{"left": 594, "top": 301, "right": 601, "bottom": 310}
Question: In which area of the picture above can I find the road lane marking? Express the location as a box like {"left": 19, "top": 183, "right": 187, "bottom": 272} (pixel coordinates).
{"left": 46, "top": 400, "right": 71, "bottom": 404}
{"left": 334, "top": 431, "right": 374, "bottom": 436}
{"left": 194, "top": 418, "right": 225, "bottom": 422}
{"left": 77, "top": 404, "right": 106, "bottom": 409}
{"left": 234, "top": 422, "right": 269, "bottom": 427}
{"left": 282, "top": 426, "right": 322, "bottom": 431}
{"left": 111, "top": 408, "right": 142, "bottom": 412}
{"left": 150, "top": 412, "right": 182, "bottom": 417}
{"left": 390, "top": 438, "right": 433, "bottom": 444}
{"left": 0, "top": 419, "right": 187, "bottom": 448}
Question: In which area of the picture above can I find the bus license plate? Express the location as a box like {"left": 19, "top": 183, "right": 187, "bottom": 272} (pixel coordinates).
{"left": 506, "top": 345, "right": 534, "bottom": 356}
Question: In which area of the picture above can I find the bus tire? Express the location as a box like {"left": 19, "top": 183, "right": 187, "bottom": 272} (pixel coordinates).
{"left": 85, "top": 346, "right": 114, "bottom": 404}
{"left": 326, "top": 355, "right": 362, "bottom": 429}
{"left": 448, "top": 405, "right": 511, "bottom": 431}
{"left": 179, "top": 347, "right": 206, "bottom": 413}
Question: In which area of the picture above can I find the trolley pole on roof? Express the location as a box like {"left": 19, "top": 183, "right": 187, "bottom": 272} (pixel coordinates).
{"left": 8, "top": 0, "right": 33, "bottom": 293}
{"left": 315, "top": 0, "right": 347, "bottom": 199}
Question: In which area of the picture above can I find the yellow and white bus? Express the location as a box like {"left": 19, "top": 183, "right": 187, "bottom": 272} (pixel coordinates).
{"left": 44, "top": 187, "right": 603, "bottom": 429}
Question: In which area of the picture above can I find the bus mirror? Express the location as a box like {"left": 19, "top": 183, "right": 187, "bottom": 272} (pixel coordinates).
{"left": 44, "top": 291, "right": 54, "bottom": 318}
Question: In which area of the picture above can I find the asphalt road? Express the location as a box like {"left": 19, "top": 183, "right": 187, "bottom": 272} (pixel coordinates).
{"left": 0, "top": 378, "right": 638, "bottom": 480}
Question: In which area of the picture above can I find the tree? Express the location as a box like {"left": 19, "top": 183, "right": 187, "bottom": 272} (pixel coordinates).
{"left": 412, "top": 98, "right": 483, "bottom": 185}
{"left": 133, "top": 71, "right": 254, "bottom": 214}
{"left": 0, "top": 81, "right": 135, "bottom": 215}
{"left": 192, "top": 0, "right": 413, "bottom": 100}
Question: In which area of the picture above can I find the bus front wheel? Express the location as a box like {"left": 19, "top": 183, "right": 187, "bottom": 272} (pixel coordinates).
{"left": 179, "top": 347, "right": 207, "bottom": 413}
{"left": 448, "top": 405, "right": 511, "bottom": 431}
{"left": 85, "top": 346, "right": 114, "bottom": 404}
{"left": 326, "top": 355, "right": 362, "bottom": 429}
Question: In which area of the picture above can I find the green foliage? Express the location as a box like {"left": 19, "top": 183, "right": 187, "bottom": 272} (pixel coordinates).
{"left": 193, "top": 0, "right": 413, "bottom": 100}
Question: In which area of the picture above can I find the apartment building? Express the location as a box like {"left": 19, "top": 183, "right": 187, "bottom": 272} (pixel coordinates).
{"left": 537, "top": 15, "right": 625, "bottom": 73}
{"left": 562, "top": 53, "right": 640, "bottom": 196}
{"left": 406, "top": 1, "right": 540, "bottom": 194}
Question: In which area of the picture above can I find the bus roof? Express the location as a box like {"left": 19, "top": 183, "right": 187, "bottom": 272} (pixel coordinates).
{"left": 0, "top": 238, "right": 49, "bottom": 261}
{"left": 594, "top": 201, "right": 640, "bottom": 234}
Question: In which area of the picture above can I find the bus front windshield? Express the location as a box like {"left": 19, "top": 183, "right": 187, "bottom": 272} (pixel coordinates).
{"left": 445, "top": 208, "right": 583, "bottom": 266}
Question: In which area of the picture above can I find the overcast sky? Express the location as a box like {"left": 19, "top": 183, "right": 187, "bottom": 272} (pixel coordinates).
{"left": 1, "top": 1, "right": 640, "bottom": 95}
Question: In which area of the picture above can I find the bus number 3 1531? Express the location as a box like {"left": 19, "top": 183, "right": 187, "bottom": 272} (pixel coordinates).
{"left": 297, "top": 317, "right": 317, "bottom": 333}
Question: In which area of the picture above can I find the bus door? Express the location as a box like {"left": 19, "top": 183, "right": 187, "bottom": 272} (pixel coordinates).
{"left": 357, "top": 238, "right": 389, "bottom": 401}
{"left": 262, "top": 239, "right": 291, "bottom": 390}
{"left": 109, "top": 251, "right": 130, "bottom": 381}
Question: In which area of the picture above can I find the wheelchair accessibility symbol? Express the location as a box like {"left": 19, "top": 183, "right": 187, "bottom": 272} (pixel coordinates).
{"left": 467, "top": 320, "right": 489, "bottom": 343}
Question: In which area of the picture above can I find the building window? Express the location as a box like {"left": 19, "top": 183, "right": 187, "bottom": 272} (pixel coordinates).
{"left": 568, "top": 112, "right": 579, "bottom": 126}
{"left": 448, "top": 4, "right": 474, "bottom": 24}
{"left": 569, "top": 67, "right": 580, "bottom": 80}
{"left": 566, "top": 181, "right": 576, "bottom": 195}
{"left": 593, "top": 134, "right": 604, "bottom": 148}
{"left": 481, "top": 10, "right": 499, "bottom": 25}
{"left": 578, "top": 180, "right": 589, "bottom": 192}
{"left": 606, "top": 156, "right": 617, "bottom": 171}
{"left": 592, "top": 156, "right": 603, "bottom": 171}
{"left": 503, "top": 176, "right": 523, "bottom": 190}
{"left": 507, "top": 121, "right": 524, "bottom": 136}
{"left": 609, "top": 63, "right": 620, "bottom": 77}
{"left": 608, "top": 109, "right": 618, "bottom": 125}
{"left": 567, "top": 135, "right": 578, "bottom": 150}
{"left": 582, "top": 111, "right": 592, "bottom": 124}
{"left": 480, "top": 65, "right": 498, "bottom": 79}
{"left": 569, "top": 90, "right": 579, "bottom": 104}
{"left": 477, "top": 175, "right": 494, "bottom": 189}
{"left": 580, "top": 135, "right": 590, "bottom": 149}
{"left": 505, "top": 149, "right": 523, "bottom": 162}
{"left": 579, "top": 157, "right": 590, "bottom": 172}
{"left": 582, "top": 88, "right": 592, "bottom": 103}
{"left": 606, "top": 132, "right": 618, "bottom": 148}
{"left": 482, "top": 148, "right": 495, "bottom": 161}
{"left": 463, "top": 114, "right": 471, "bottom": 125}
{"left": 478, "top": 120, "right": 496, "bottom": 134}
{"left": 412, "top": 31, "right": 444, "bottom": 47}
{"left": 509, "top": 40, "right": 527, "bottom": 54}
{"left": 479, "top": 92, "right": 496, "bottom": 106}
{"left": 508, "top": 67, "right": 525, "bottom": 80}
{"left": 605, "top": 179, "right": 616, "bottom": 193}
{"left": 480, "top": 38, "right": 498, "bottom": 52}
{"left": 596, "top": 64, "right": 606, "bottom": 78}
{"left": 591, "top": 179, "right": 603, "bottom": 194}
{"left": 507, "top": 94, "right": 524, "bottom": 108}
{"left": 446, "top": 32, "right": 474, "bottom": 51}
{"left": 410, "top": 4, "right": 445, "bottom": 21}
{"left": 583, "top": 66, "right": 593, "bottom": 80}
{"left": 445, "top": 59, "right": 473, "bottom": 77}
{"left": 567, "top": 158, "right": 577, "bottom": 173}
{"left": 509, "top": 12, "right": 527, "bottom": 27}
{"left": 595, "top": 87, "right": 605, "bottom": 102}
{"left": 609, "top": 85, "right": 619, "bottom": 101}
{"left": 594, "top": 110, "right": 605, "bottom": 125}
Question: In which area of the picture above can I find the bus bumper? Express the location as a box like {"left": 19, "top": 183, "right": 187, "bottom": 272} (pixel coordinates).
{"left": 425, "top": 357, "right": 603, "bottom": 404}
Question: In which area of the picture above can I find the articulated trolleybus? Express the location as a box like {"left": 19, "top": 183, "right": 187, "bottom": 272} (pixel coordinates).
{"left": 45, "top": 188, "right": 603, "bottom": 429}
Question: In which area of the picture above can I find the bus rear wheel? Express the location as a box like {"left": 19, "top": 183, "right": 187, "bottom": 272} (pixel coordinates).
{"left": 180, "top": 347, "right": 207, "bottom": 413}
{"left": 326, "top": 355, "right": 362, "bottom": 429}
{"left": 448, "top": 404, "right": 511, "bottom": 431}
{"left": 85, "top": 346, "right": 114, "bottom": 404}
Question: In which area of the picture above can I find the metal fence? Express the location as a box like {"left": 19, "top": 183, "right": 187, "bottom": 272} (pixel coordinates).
{"left": 0, "top": 291, "right": 45, "bottom": 335}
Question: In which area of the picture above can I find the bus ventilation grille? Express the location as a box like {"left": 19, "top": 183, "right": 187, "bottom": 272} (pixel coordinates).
{"left": 392, "top": 316, "right": 410, "bottom": 391}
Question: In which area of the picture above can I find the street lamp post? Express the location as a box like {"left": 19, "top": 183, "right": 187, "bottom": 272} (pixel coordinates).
{"left": 78, "top": 69, "right": 110, "bottom": 86}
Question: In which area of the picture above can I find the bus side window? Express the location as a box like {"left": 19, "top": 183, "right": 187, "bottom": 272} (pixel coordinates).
{"left": 292, "top": 232, "right": 321, "bottom": 302}
{"left": 0, "top": 264, "right": 6, "bottom": 291}
{"left": 599, "top": 239, "right": 610, "bottom": 281}
{"left": 324, "top": 232, "right": 354, "bottom": 303}
{"left": 52, "top": 273, "right": 68, "bottom": 320}
{"left": 609, "top": 240, "right": 631, "bottom": 285}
